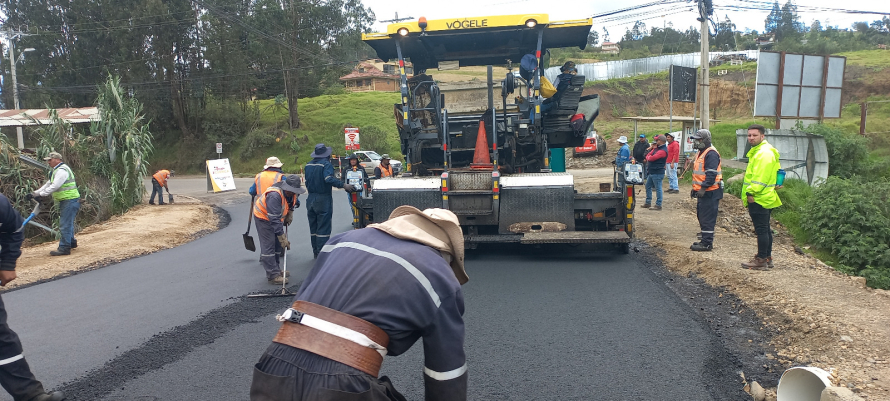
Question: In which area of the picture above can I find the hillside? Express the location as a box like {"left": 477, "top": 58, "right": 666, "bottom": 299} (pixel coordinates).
{"left": 582, "top": 50, "right": 890, "bottom": 158}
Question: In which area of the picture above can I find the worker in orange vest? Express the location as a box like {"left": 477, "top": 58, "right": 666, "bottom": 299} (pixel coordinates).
{"left": 250, "top": 156, "right": 286, "bottom": 197}
{"left": 374, "top": 154, "right": 394, "bottom": 179}
{"left": 689, "top": 129, "right": 723, "bottom": 252}
{"left": 149, "top": 169, "right": 174, "bottom": 205}
{"left": 253, "top": 175, "right": 306, "bottom": 284}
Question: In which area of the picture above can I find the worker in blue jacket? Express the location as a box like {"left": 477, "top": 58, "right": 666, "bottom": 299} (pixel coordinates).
{"left": 304, "top": 144, "right": 356, "bottom": 258}
{"left": 0, "top": 194, "right": 66, "bottom": 401}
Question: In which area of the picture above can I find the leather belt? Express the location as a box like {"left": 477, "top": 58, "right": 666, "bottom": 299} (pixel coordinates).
{"left": 273, "top": 301, "right": 389, "bottom": 377}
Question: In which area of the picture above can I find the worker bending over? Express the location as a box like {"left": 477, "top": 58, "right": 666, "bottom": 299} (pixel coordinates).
{"left": 150, "top": 169, "right": 174, "bottom": 205}
{"left": 253, "top": 176, "right": 305, "bottom": 284}
{"left": 250, "top": 206, "right": 468, "bottom": 401}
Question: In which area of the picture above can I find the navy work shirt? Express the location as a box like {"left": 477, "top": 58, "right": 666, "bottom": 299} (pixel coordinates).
{"left": 304, "top": 157, "right": 344, "bottom": 196}
{"left": 294, "top": 228, "right": 468, "bottom": 400}
{"left": 0, "top": 194, "right": 24, "bottom": 271}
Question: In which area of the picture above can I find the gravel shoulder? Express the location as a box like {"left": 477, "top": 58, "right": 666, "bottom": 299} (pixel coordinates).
{"left": 6, "top": 196, "right": 220, "bottom": 290}
{"left": 574, "top": 162, "right": 890, "bottom": 400}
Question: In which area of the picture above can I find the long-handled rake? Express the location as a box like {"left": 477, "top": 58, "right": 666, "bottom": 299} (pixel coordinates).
{"left": 247, "top": 227, "right": 295, "bottom": 298}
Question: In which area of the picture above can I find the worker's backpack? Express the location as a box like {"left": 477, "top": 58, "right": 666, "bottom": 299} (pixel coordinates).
{"left": 570, "top": 114, "right": 585, "bottom": 136}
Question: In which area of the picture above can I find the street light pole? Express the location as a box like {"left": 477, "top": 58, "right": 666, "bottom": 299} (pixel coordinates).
{"left": 699, "top": 1, "right": 710, "bottom": 130}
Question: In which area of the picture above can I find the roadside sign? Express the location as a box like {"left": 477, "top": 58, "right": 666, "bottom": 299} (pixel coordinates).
{"left": 206, "top": 158, "right": 236, "bottom": 192}
{"left": 216, "top": 143, "right": 223, "bottom": 153}
{"left": 345, "top": 127, "right": 360, "bottom": 151}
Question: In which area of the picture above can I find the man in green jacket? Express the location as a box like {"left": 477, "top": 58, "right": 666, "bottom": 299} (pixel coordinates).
{"left": 741, "top": 124, "right": 782, "bottom": 270}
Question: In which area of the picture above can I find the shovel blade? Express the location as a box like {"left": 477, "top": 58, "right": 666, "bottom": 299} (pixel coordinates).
{"left": 243, "top": 233, "right": 256, "bottom": 252}
{"left": 168, "top": 194, "right": 174, "bottom": 204}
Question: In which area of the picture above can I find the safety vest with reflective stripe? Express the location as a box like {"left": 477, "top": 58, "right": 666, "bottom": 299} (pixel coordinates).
{"left": 153, "top": 170, "right": 171, "bottom": 187}
{"left": 378, "top": 164, "right": 393, "bottom": 178}
{"left": 742, "top": 140, "right": 782, "bottom": 209}
{"left": 692, "top": 147, "right": 722, "bottom": 191}
{"left": 51, "top": 163, "right": 80, "bottom": 202}
{"left": 253, "top": 187, "right": 288, "bottom": 222}
{"left": 254, "top": 170, "right": 284, "bottom": 196}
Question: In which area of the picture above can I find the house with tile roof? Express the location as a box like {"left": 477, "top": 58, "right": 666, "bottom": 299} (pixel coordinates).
{"left": 339, "top": 60, "right": 413, "bottom": 92}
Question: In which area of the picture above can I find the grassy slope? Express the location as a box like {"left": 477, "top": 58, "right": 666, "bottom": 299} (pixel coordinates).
{"left": 153, "top": 91, "right": 401, "bottom": 175}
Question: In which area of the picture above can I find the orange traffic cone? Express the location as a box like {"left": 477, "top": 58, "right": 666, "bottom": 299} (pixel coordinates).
{"left": 470, "top": 120, "right": 493, "bottom": 170}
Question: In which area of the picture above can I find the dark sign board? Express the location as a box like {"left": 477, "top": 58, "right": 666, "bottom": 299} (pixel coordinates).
{"left": 670, "top": 65, "right": 697, "bottom": 103}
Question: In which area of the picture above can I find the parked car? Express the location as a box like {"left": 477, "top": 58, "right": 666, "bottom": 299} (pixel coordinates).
{"left": 572, "top": 130, "right": 606, "bottom": 157}
{"left": 353, "top": 151, "right": 402, "bottom": 177}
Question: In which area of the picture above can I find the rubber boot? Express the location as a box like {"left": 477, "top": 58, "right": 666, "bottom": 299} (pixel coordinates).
{"left": 29, "top": 391, "right": 66, "bottom": 401}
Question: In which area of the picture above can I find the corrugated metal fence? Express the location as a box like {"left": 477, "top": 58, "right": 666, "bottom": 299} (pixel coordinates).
{"left": 544, "top": 50, "right": 760, "bottom": 83}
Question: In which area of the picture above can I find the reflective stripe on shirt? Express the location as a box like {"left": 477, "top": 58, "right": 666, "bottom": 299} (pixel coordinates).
{"left": 321, "top": 241, "right": 442, "bottom": 307}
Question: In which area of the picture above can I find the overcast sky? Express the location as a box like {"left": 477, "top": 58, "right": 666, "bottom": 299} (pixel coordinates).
{"left": 361, "top": 0, "right": 886, "bottom": 42}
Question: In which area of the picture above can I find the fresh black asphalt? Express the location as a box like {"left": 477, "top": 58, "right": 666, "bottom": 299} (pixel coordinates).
{"left": 2, "top": 186, "right": 748, "bottom": 400}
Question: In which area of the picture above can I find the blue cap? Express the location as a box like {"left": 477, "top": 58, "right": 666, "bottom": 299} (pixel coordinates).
{"left": 639, "top": 134, "right": 646, "bottom": 138}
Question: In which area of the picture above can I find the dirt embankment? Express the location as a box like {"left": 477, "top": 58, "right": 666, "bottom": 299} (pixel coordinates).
{"left": 6, "top": 197, "right": 220, "bottom": 290}
{"left": 584, "top": 74, "right": 755, "bottom": 121}
{"left": 578, "top": 171, "right": 890, "bottom": 400}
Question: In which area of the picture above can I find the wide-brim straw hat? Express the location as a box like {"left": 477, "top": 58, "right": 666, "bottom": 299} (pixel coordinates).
{"left": 387, "top": 206, "right": 467, "bottom": 285}
{"left": 264, "top": 156, "right": 284, "bottom": 169}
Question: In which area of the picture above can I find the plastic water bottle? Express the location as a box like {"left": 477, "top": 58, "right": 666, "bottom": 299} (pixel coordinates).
{"left": 776, "top": 169, "right": 786, "bottom": 187}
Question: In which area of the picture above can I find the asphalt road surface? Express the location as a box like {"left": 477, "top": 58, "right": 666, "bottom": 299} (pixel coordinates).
{"left": 2, "top": 177, "right": 746, "bottom": 400}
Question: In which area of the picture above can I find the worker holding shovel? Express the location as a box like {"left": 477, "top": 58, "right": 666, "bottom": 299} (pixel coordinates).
{"left": 253, "top": 176, "right": 305, "bottom": 285}
{"left": 0, "top": 194, "right": 67, "bottom": 401}
{"left": 149, "top": 169, "right": 175, "bottom": 205}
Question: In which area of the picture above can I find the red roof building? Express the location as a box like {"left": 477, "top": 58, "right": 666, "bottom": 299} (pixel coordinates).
{"left": 339, "top": 60, "right": 412, "bottom": 92}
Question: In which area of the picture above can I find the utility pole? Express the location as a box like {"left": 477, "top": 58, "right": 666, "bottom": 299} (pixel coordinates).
{"left": 7, "top": 36, "right": 24, "bottom": 148}
{"left": 698, "top": 0, "right": 712, "bottom": 130}
{"left": 5, "top": 31, "right": 33, "bottom": 149}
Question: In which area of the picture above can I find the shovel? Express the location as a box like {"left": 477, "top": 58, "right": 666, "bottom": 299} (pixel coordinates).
{"left": 168, "top": 189, "right": 174, "bottom": 204}
{"left": 243, "top": 195, "right": 256, "bottom": 252}
{"left": 15, "top": 200, "right": 41, "bottom": 233}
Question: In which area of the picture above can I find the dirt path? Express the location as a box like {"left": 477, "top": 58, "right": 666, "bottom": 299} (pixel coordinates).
{"left": 6, "top": 196, "right": 219, "bottom": 290}
{"left": 576, "top": 171, "right": 890, "bottom": 399}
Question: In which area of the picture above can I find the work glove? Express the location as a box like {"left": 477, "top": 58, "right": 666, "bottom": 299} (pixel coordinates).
{"left": 343, "top": 184, "right": 357, "bottom": 192}
{"left": 277, "top": 234, "right": 290, "bottom": 250}
{"left": 25, "top": 193, "right": 34, "bottom": 201}
{"left": 284, "top": 212, "right": 293, "bottom": 226}
{"left": 696, "top": 188, "right": 707, "bottom": 198}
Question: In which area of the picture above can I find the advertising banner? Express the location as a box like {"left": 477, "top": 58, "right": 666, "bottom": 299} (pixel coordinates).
{"left": 206, "top": 158, "right": 237, "bottom": 192}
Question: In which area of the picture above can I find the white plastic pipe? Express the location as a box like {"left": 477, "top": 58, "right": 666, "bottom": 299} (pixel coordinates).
{"left": 777, "top": 366, "right": 834, "bottom": 401}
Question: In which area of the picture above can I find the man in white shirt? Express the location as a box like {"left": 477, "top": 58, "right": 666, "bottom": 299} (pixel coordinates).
{"left": 29, "top": 152, "right": 80, "bottom": 256}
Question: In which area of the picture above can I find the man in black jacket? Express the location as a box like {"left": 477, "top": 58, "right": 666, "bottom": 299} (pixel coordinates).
{"left": 0, "top": 194, "right": 66, "bottom": 401}
{"left": 632, "top": 134, "right": 649, "bottom": 166}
